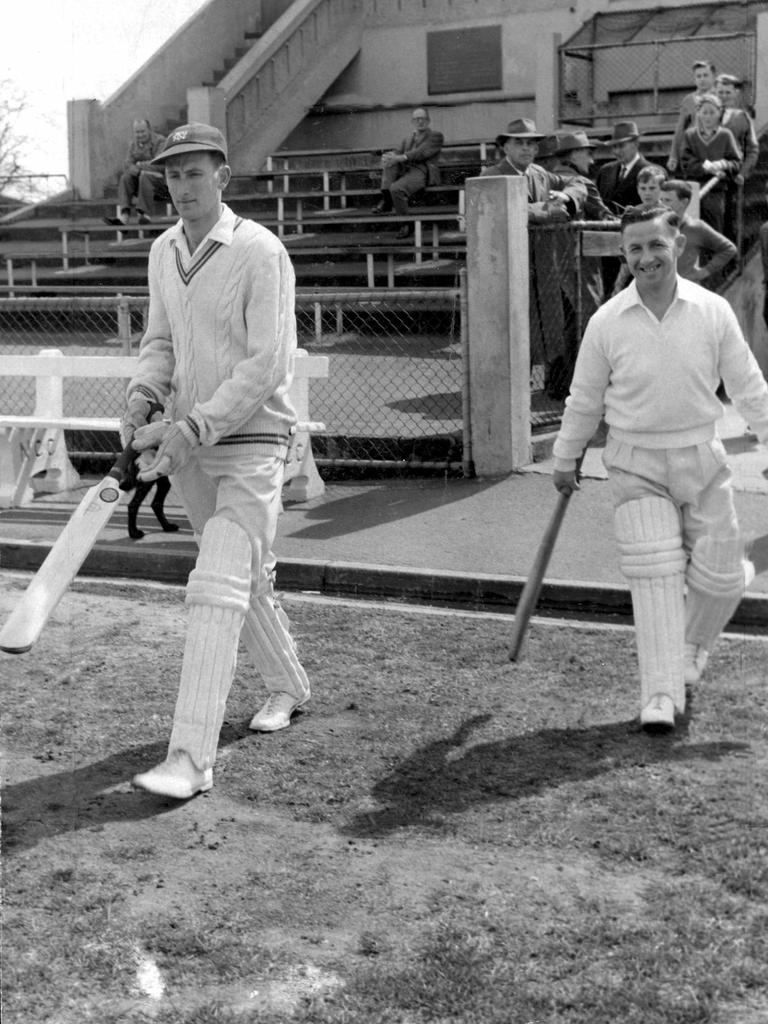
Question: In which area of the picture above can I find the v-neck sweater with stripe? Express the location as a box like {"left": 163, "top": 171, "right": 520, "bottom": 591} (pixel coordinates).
{"left": 128, "top": 204, "right": 297, "bottom": 453}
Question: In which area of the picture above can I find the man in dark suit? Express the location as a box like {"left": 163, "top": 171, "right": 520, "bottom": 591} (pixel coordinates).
{"left": 595, "top": 121, "right": 650, "bottom": 215}
{"left": 373, "top": 107, "right": 444, "bottom": 237}
{"left": 596, "top": 121, "right": 650, "bottom": 293}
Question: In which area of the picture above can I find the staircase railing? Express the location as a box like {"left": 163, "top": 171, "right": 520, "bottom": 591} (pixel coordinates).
{"left": 220, "top": 0, "right": 364, "bottom": 171}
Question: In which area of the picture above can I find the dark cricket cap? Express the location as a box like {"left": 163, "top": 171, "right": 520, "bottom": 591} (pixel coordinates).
{"left": 151, "top": 123, "right": 228, "bottom": 164}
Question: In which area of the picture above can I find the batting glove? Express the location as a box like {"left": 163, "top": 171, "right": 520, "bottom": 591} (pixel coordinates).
{"left": 120, "top": 395, "right": 153, "bottom": 446}
{"left": 132, "top": 420, "right": 198, "bottom": 481}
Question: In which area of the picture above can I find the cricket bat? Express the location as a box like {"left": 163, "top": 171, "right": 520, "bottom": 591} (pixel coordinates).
{"left": 508, "top": 487, "right": 574, "bottom": 662}
{"left": 0, "top": 431, "right": 155, "bottom": 655}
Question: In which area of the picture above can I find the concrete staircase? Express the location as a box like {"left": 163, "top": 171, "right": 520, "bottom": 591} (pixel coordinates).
{"left": 70, "top": 0, "right": 364, "bottom": 200}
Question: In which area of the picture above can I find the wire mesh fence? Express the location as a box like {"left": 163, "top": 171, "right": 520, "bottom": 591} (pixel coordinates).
{"left": 0, "top": 290, "right": 469, "bottom": 471}
{"left": 560, "top": 31, "right": 756, "bottom": 129}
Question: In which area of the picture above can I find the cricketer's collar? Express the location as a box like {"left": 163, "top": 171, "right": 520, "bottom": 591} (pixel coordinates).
{"left": 168, "top": 202, "right": 237, "bottom": 251}
{"left": 614, "top": 275, "right": 699, "bottom": 316}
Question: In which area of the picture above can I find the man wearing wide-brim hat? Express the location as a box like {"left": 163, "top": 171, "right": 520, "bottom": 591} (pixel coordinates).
{"left": 595, "top": 120, "right": 650, "bottom": 216}
{"left": 554, "top": 131, "right": 614, "bottom": 222}
{"left": 482, "top": 117, "right": 586, "bottom": 222}
{"left": 482, "top": 117, "right": 588, "bottom": 401}
{"left": 594, "top": 120, "right": 650, "bottom": 294}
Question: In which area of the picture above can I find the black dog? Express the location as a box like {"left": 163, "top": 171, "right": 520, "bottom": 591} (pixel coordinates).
{"left": 127, "top": 476, "right": 179, "bottom": 540}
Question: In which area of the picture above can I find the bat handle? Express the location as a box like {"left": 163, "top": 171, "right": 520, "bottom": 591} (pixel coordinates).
{"left": 110, "top": 401, "right": 165, "bottom": 492}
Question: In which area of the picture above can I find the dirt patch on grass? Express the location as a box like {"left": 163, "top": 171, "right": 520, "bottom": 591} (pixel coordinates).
{"left": 2, "top": 578, "right": 768, "bottom": 1023}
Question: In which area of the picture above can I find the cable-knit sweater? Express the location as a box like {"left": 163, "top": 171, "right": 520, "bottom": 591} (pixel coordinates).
{"left": 128, "top": 204, "right": 298, "bottom": 453}
{"left": 553, "top": 276, "right": 768, "bottom": 470}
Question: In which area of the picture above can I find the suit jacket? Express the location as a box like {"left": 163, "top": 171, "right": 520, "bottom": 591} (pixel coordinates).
{"left": 556, "top": 159, "right": 615, "bottom": 222}
{"left": 595, "top": 155, "right": 650, "bottom": 215}
{"left": 396, "top": 128, "right": 444, "bottom": 186}
{"left": 480, "top": 158, "right": 586, "bottom": 220}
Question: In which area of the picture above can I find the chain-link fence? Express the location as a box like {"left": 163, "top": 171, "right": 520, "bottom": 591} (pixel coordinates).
{"left": 0, "top": 290, "right": 469, "bottom": 473}
{"left": 560, "top": 31, "right": 756, "bottom": 129}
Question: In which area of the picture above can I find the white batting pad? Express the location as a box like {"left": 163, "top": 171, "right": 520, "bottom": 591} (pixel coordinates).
{"left": 240, "top": 586, "right": 311, "bottom": 703}
{"left": 685, "top": 534, "right": 745, "bottom": 652}
{"left": 615, "top": 497, "right": 687, "bottom": 713}
{"left": 168, "top": 517, "right": 251, "bottom": 771}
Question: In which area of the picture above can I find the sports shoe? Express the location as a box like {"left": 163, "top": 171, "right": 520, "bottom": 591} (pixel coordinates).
{"left": 132, "top": 749, "right": 213, "bottom": 799}
{"left": 249, "top": 691, "right": 307, "bottom": 732}
{"left": 640, "top": 693, "right": 675, "bottom": 731}
{"left": 684, "top": 643, "right": 709, "bottom": 685}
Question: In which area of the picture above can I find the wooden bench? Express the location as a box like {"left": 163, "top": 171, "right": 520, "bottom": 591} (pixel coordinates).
{"left": 0, "top": 348, "right": 328, "bottom": 508}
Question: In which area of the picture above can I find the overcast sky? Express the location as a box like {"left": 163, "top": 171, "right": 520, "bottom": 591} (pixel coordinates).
{"left": 4, "top": 0, "right": 205, "bottom": 188}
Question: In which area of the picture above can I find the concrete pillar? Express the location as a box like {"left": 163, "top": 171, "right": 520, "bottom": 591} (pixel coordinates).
{"left": 67, "top": 99, "right": 101, "bottom": 199}
{"left": 465, "top": 175, "right": 532, "bottom": 476}
{"left": 187, "top": 87, "right": 227, "bottom": 132}
{"left": 536, "top": 33, "right": 561, "bottom": 132}
{"left": 754, "top": 13, "right": 768, "bottom": 132}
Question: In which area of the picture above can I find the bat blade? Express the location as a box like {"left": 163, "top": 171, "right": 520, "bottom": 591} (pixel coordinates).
{"left": 0, "top": 448, "right": 134, "bottom": 654}
{"left": 509, "top": 489, "right": 572, "bottom": 663}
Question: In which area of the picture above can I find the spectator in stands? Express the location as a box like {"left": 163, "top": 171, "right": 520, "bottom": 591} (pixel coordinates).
{"left": 104, "top": 118, "right": 168, "bottom": 226}
{"left": 549, "top": 131, "right": 614, "bottom": 390}
{"left": 554, "top": 131, "right": 614, "bottom": 222}
{"left": 481, "top": 117, "right": 587, "bottom": 400}
{"left": 124, "top": 123, "right": 311, "bottom": 799}
{"left": 372, "top": 107, "right": 443, "bottom": 238}
{"left": 660, "top": 179, "right": 737, "bottom": 286}
{"left": 679, "top": 93, "right": 741, "bottom": 237}
{"left": 635, "top": 164, "right": 668, "bottom": 207}
{"left": 668, "top": 60, "right": 717, "bottom": 174}
{"left": 716, "top": 74, "right": 759, "bottom": 179}
{"left": 552, "top": 204, "right": 768, "bottom": 732}
{"left": 716, "top": 73, "right": 760, "bottom": 243}
{"left": 595, "top": 121, "right": 650, "bottom": 294}
{"left": 595, "top": 121, "right": 650, "bottom": 216}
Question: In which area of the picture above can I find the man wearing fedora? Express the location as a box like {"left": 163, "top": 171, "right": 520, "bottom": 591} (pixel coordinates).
{"left": 595, "top": 121, "right": 649, "bottom": 215}
{"left": 545, "top": 131, "right": 617, "bottom": 395}
{"left": 482, "top": 117, "right": 587, "bottom": 400}
{"left": 554, "top": 132, "right": 614, "bottom": 222}
{"left": 596, "top": 121, "right": 650, "bottom": 294}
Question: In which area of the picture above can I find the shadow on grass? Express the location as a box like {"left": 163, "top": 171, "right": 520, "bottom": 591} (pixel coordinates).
{"left": 343, "top": 713, "right": 749, "bottom": 838}
{"left": 1, "top": 722, "right": 249, "bottom": 855}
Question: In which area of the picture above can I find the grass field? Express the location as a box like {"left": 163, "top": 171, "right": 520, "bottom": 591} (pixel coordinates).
{"left": 2, "top": 577, "right": 767, "bottom": 1023}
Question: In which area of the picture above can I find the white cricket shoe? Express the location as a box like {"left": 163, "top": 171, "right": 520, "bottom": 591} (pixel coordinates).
{"left": 249, "top": 691, "right": 307, "bottom": 732}
{"left": 640, "top": 693, "right": 676, "bottom": 731}
{"left": 132, "top": 749, "right": 213, "bottom": 799}
{"left": 684, "top": 643, "right": 709, "bottom": 685}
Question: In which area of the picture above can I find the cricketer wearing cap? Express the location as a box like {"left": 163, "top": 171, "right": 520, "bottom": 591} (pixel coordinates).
{"left": 122, "top": 123, "right": 311, "bottom": 799}
{"left": 552, "top": 206, "right": 768, "bottom": 732}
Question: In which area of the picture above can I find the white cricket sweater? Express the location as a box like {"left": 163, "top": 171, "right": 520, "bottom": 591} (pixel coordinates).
{"left": 553, "top": 276, "right": 768, "bottom": 470}
{"left": 128, "top": 204, "right": 298, "bottom": 453}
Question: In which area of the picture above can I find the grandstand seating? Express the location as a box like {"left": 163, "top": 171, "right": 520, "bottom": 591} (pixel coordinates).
{"left": 7, "top": 122, "right": 763, "bottom": 299}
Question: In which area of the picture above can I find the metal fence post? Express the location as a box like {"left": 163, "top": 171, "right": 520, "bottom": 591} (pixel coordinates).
{"left": 117, "top": 296, "right": 132, "bottom": 356}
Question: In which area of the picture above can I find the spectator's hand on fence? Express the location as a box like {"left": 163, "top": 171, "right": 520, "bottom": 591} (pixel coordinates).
{"left": 548, "top": 190, "right": 569, "bottom": 208}
{"left": 133, "top": 420, "right": 198, "bottom": 481}
{"left": 120, "top": 396, "right": 153, "bottom": 446}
